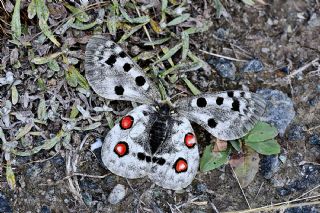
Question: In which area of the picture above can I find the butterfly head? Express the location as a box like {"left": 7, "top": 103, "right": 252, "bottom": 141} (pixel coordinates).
{"left": 156, "top": 102, "right": 175, "bottom": 116}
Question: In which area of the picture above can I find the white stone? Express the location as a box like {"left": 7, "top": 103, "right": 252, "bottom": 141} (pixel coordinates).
{"left": 108, "top": 184, "right": 126, "bottom": 204}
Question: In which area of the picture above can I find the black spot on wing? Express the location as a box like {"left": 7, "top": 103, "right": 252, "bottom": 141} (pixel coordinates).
{"left": 106, "top": 54, "right": 117, "bottom": 66}
{"left": 216, "top": 97, "right": 224, "bottom": 105}
{"left": 231, "top": 99, "right": 240, "bottom": 112}
{"left": 115, "top": 85, "right": 124, "bottom": 95}
{"left": 119, "top": 51, "right": 126, "bottom": 58}
{"left": 135, "top": 76, "right": 146, "bottom": 86}
{"left": 208, "top": 118, "right": 217, "bottom": 128}
{"left": 240, "top": 92, "right": 246, "bottom": 97}
{"left": 196, "top": 97, "right": 207, "bottom": 107}
{"left": 157, "top": 158, "right": 166, "bottom": 165}
{"left": 123, "top": 63, "right": 132, "bottom": 72}
{"left": 110, "top": 43, "right": 116, "bottom": 49}
{"left": 146, "top": 156, "right": 151, "bottom": 162}
{"left": 137, "top": 152, "right": 146, "bottom": 160}
{"left": 227, "top": 91, "right": 234, "bottom": 97}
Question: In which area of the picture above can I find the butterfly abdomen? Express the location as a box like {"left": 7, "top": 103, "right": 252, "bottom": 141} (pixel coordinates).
{"left": 149, "top": 114, "right": 170, "bottom": 154}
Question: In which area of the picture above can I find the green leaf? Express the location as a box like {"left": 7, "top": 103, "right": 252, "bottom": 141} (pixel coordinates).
{"left": 64, "top": 3, "right": 90, "bottom": 22}
{"left": 74, "top": 122, "right": 101, "bottom": 131}
{"left": 166, "top": 13, "right": 190, "bottom": 26}
{"left": 65, "top": 67, "right": 78, "bottom": 87}
{"left": 11, "top": 85, "right": 19, "bottom": 105}
{"left": 27, "top": 0, "right": 37, "bottom": 19}
{"left": 35, "top": 0, "right": 60, "bottom": 47}
{"left": 159, "top": 61, "right": 202, "bottom": 77}
{"left": 120, "top": 7, "right": 150, "bottom": 23}
{"left": 38, "top": 19, "right": 61, "bottom": 47}
{"left": 37, "top": 99, "right": 47, "bottom": 120}
{"left": 144, "top": 37, "right": 170, "bottom": 46}
{"left": 70, "top": 21, "right": 97, "bottom": 30}
{"left": 106, "top": 16, "right": 118, "bottom": 36}
{"left": 245, "top": 122, "right": 278, "bottom": 143}
{"left": 14, "top": 130, "right": 64, "bottom": 156}
{"left": 213, "top": 0, "right": 223, "bottom": 18}
{"left": 47, "top": 60, "right": 60, "bottom": 72}
{"left": 11, "top": 0, "right": 22, "bottom": 40}
{"left": 15, "top": 123, "right": 34, "bottom": 140}
{"left": 181, "top": 31, "right": 189, "bottom": 60}
{"left": 0, "top": 127, "right": 6, "bottom": 143}
{"left": 230, "top": 140, "right": 241, "bottom": 152}
{"left": 232, "top": 147, "right": 260, "bottom": 187}
{"left": 242, "top": 0, "right": 255, "bottom": 6}
{"left": 31, "top": 52, "right": 62, "bottom": 64}
{"left": 35, "top": 0, "right": 49, "bottom": 21}
{"left": 200, "top": 144, "right": 230, "bottom": 172}
{"left": 6, "top": 163, "right": 16, "bottom": 189}
{"left": 65, "top": 65, "right": 90, "bottom": 90}
{"left": 245, "top": 139, "right": 281, "bottom": 155}
{"left": 118, "top": 23, "right": 146, "bottom": 43}
{"left": 154, "top": 43, "right": 182, "bottom": 64}
{"left": 184, "top": 21, "right": 212, "bottom": 34}
{"left": 74, "top": 70, "right": 90, "bottom": 90}
{"left": 182, "top": 77, "right": 201, "bottom": 95}
{"left": 70, "top": 104, "right": 79, "bottom": 119}
{"left": 36, "top": 78, "right": 47, "bottom": 91}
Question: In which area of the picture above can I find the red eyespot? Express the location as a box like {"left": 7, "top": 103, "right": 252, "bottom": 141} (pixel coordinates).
{"left": 120, "top": 115, "right": 134, "bottom": 129}
{"left": 175, "top": 158, "right": 188, "bottom": 173}
{"left": 114, "top": 142, "right": 129, "bottom": 157}
{"left": 184, "top": 133, "right": 196, "bottom": 148}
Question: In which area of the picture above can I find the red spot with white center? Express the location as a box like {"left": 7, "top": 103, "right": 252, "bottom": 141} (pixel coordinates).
{"left": 175, "top": 158, "right": 188, "bottom": 173}
{"left": 184, "top": 133, "right": 196, "bottom": 148}
{"left": 120, "top": 115, "right": 134, "bottom": 129}
{"left": 114, "top": 142, "right": 128, "bottom": 157}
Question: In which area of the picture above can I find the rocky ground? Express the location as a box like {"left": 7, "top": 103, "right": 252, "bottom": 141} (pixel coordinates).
{"left": 0, "top": 0, "right": 320, "bottom": 212}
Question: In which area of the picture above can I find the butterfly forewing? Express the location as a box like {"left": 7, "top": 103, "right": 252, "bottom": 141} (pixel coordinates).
{"left": 175, "top": 91, "right": 266, "bottom": 140}
{"left": 85, "top": 35, "right": 161, "bottom": 104}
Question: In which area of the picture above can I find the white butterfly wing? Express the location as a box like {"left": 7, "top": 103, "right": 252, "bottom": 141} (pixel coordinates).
{"left": 175, "top": 91, "right": 266, "bottom": 140}
{"left": 85, "top": 36, "right": 161, "bottom": 104}
{"left": 101, "top": 105, "right": 154, "bottom": 178}
{"left": 148, "top": 117, "right": 199, "bottom": 190}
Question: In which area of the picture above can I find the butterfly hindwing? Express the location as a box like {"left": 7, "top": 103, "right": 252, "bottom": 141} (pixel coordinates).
{"left": 148, "top": 117, "right": 199, "bottom": 190}
{"left": 101, "top": 105, "right": 155, "bottom": 178}
{"left": 175, "top": 91, "right": 266, "bottom": 140}
{"left": 85, "top": 35, "right": 160, "bottom": 104}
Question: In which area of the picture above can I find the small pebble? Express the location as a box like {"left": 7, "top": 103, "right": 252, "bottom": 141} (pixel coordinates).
{"left": 261, "top": 47, "right": 270, "bottom": 53}
{"left": 208, "top": 58, "right": 236, "bottom": 80}
{"left": 280, "top": 66, "right": 290, "bottom": 74}
{"left": 284, "top": 206, "right": 319, "bottom": 213}
{"left": 309, "top": 134, "right": 320, "bottom": 145}
{"left": 287, "top": 125, "right": 305, "bottom": 142}
{"left": 260, "top": 155, "right": 280, "bottom": 179}
{"left": 257, "top": 89, "right": 295, "bottom": 136}
{"left": 308, "top": 13, "right": 320, "bottom": 27}
{"left": 108, "top": 184, "right": 126, "bottom": 204}
{"left": 195, "top": 183, "right": 207, "bottom": 194}
{"left": 91, "top": 138, "right": 103, "bottom": 151}
{"left": 0, "top": 193, "right": 12, "bottom": 213}
{"left": 241, "top": 59, "right": 264, "bottom": 73}
{"left": 215, "top": 28, "right": 229, "bottom": 39}
{"left": 40, "top": 206, "right": 51, "bottom": 213}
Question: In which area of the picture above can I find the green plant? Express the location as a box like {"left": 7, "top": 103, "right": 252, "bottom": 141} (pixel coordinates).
{"left": 200, "top": 121, "right": 280, "bottom": 173}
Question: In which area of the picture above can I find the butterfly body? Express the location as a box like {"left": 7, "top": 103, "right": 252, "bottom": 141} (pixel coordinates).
{"left": 85, "top": 36, "right": 266, "bottom": 190}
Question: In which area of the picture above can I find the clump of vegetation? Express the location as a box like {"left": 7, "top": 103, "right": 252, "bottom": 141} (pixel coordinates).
{"left": 201, "top": 121, "right": 280, "bottom": 187}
